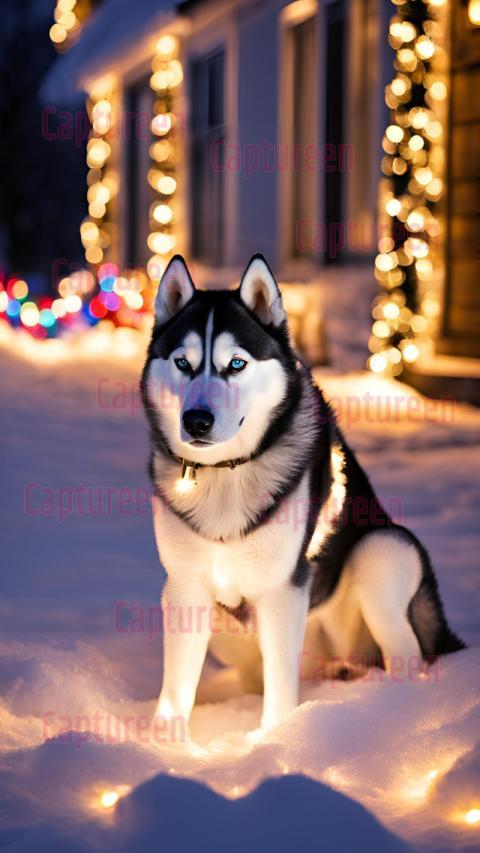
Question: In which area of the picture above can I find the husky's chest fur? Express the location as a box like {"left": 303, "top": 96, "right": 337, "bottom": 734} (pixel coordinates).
{"left": 150, "top": 368, "right": 328, "bottom": 605}
{"left": 153, "top": 468, "right": 311, "bottom": 607}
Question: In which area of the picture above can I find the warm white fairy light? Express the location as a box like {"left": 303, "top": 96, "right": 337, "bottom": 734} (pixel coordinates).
{"left": 467, "top": 0, "right": 480, "bottom": 26}
{"left": 50, "top": 0, "right": 93, "bottom": 51}
{"left": 369, "top": 0, "right": 446, "bottom": 378}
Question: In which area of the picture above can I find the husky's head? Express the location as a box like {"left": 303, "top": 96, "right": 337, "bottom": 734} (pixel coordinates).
{"left": 142, "top": 254, "right": 302, "bottom": 465}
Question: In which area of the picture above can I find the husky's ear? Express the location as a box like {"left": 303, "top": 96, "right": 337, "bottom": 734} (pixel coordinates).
{"left": 154, "top": 255, "right": 195, "bottom": 325}
{"left": 238, "top": 255, "right": 286, "bottom": 327}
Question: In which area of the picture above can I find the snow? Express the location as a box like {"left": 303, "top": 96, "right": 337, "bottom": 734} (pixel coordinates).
{"left": 0, "top": 279, "right": 479, "bottom": 852}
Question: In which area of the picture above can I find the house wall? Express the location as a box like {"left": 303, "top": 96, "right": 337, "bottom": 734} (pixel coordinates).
{"left": 179, "top": 0, "right": 391, "bottom": 272}
{"left": 439, "top": 0, "right": 480, "bottom": 358}
{"left": 234, "top": 0, "right": 389, "bottom": 271}
{"left": 236, "top": 3, "right": 281, "bottom": 266}
{"left": 81, "top": 0, "right": 391, "bottom": 278}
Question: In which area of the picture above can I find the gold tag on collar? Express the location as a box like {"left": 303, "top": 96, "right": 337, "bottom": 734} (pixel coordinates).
{"left": 175, "top": 460, "right": 197, "bottom": 494}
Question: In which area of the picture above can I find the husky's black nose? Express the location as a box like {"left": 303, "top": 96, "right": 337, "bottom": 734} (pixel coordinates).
{"left": 182, "top": 408, "right": 214, "bottom": 438}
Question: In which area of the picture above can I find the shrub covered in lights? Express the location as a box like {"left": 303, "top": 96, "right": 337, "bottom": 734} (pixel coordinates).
{"left": 369, "top": 0, "right": 446, "bottom": 377}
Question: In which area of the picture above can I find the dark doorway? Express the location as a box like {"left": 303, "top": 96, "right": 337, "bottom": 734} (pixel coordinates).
{"left": 324, "top": 0, "right": 347, "bottom": 263}
{"left": 190, "top": 49, "right": 225, "bottom": 267}
{"left": 291, "top": 15, "right": 317, "bottom": 257}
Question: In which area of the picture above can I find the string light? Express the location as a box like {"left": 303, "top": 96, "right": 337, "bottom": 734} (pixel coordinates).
{"left": 80, "top": 78, "right": 118, "bottom": 272}
{"left": 467, "top": 0, "right": 480, "bottom": 26}
{"left": 401, "top": 767, "right": 438, "bottom": 800}
{"left": 369, "top": 0, "right": 446, "bottom": 377}
{"left": 50, "top": 1, "right": 95, "bottom": 51}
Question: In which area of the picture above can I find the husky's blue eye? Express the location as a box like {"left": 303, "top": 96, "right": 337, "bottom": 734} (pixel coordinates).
{"left": 174, "top": 357, "right": 190, "bottom": 372}
{"left": 229, "top": 357, "right": 247, "bottom": 372}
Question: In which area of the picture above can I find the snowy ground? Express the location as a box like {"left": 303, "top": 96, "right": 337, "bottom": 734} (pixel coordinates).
{"left": 0, "top": 268, "right": 479, "bottom": 852}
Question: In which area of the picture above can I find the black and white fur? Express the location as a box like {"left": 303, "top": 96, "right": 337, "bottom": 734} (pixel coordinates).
{"left": 141, "top": 254, "right": 464, "bottom": 734}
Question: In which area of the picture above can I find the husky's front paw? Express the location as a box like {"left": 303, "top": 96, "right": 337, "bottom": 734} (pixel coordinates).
{"left": 152, "top": 695, "right": 190, "bottom": 749}
{"left": 260, "top": 710, "right": 286, "bottom": 732}
{"left": 245, "top": 727, "right": 265, "bottom": 746}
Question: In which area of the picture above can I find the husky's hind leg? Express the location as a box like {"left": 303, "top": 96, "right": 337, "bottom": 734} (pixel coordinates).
{"left": 350, "top": 530, "right": 422, "bottom": 672}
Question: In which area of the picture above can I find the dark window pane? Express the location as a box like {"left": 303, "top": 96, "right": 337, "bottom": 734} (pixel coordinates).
{"left": 324, "top": 0, "right": 347, "bottom": 263}
{"left": 190, "top": 49, "right": 225, "bottom": 266}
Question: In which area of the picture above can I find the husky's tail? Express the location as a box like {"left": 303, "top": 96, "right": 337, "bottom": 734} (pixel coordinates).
{"left": 435, "top": 625, "right": 467, "bottom": 655}
{"left": 395, "top": 525, "right": 467, "bottom": 658}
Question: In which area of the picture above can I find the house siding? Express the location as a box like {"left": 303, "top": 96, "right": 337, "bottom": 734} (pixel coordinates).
{"left": 236, "top": 4, "right": 281, "bottom": 266}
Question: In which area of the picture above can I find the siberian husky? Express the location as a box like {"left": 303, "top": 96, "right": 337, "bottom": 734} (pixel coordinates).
{"left": 141, "top": 254, "right": 464, "bottom": 734}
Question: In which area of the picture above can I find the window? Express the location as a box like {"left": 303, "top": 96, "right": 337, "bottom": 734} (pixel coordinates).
{"left": 190, "top": 49, "right": 225, "bottom": 266}
{"left": 441, "top": 0, "right": 480, "bottom": 356}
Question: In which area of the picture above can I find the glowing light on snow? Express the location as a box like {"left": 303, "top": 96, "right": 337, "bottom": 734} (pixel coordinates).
{"left": 100, "top": 790, "right": 119, "bottom": 808}
{"left": 464, "top": 808, "right": 480, "bottom": 825}
{"left": 228, "top": 785, "right": 246, "bottom": 799}
{"left": 96, "top": 785, "right": 131, "bottom": 810}
{"left": 323, "top": 767, "right": 351, "bottom": 790}
{"left": 403, "top": 768, "right": 439, "bottom": 801}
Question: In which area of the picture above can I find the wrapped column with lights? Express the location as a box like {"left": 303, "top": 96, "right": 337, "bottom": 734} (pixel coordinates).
{"left": 147, "top": 35, "right": 184, "bottom": 285}
{"left": 369, "top": 0, "right": 447, "bottom": 377}
{"left": 80, "top": 80, "right": 118, "bottom": 272}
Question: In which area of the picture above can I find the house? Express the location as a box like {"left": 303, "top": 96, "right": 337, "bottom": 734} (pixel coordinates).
{"left": 43, "top": 0, "right": 480, "bottom": 397}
